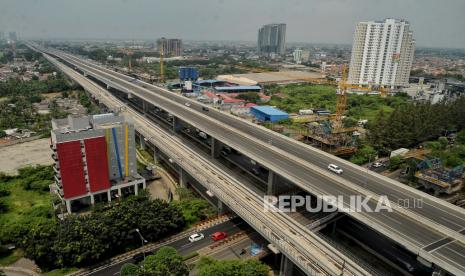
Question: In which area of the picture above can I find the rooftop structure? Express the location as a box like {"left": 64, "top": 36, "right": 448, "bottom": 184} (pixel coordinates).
{"left": 217, "top": 71, "right": 324, "bottom": 86}
{"left": 51, "top": 114, "right": 145, "bottom": 213}
{"left": 214, "top": 85, "right": 261, "bottom": 93}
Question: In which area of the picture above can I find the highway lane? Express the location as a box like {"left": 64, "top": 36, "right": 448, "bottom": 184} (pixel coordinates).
{"left": 87, "top": 218, "right": 248, "bottom": 276}
{"left": 48, "top": 50, "right": 465, "bottom": 274}
{"left": 48, "top": 53, "right": 371, "bottom": 275}
{"left": 61, "top": 51, "right": 465, "bottom": 235}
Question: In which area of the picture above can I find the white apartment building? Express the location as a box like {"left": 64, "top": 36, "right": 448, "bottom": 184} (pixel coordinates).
{"left": 293, "top": 49, "right": 303, "bottom": 64}
{"left": 348, "top": 19, "right": 415, "bottom": 88}
{"left": 293, "top": 48, "right": 310, "bottom": 64}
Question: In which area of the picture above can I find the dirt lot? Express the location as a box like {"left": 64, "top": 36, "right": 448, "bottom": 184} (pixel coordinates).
{"left": 0, "top": 138, "right": 53, "bottom": 174}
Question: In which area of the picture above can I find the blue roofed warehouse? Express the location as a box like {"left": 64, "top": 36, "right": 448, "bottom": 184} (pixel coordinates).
{"left": 251, "top": 106, "right": 289, "bottom": 122}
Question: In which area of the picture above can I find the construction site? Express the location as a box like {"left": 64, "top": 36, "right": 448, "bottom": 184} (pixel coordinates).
{"left": 267, "top": 65, "right": 390, "bottom": 156}
{"left": 398, "top": 148, "right": 465, "bottom": 202}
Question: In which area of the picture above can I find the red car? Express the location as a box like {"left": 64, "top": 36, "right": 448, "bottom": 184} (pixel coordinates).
{"left": 211, "top": 231, "right": 227, "bottom": 241}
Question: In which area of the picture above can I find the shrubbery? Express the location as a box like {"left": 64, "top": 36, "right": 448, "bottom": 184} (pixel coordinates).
{"left": 20, "top": 193, "right": 185, "bottom": 270}
{"left": 196, "top": 257, "right": 269, "bottom": 276}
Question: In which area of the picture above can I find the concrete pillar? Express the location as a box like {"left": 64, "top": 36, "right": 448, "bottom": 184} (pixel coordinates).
{"left": 153, "top": 151, "right": 160, "bottom": 164}
{"left": 267, "top": 171, "right": 279, "bottom": 195}
{"left": 218, "top": 200, "right": 225, "bottom": 215}
{"left": 65, "top": 200, "right": 71, "bottom": 214}
{"left": 135, "top": 183, "right": 139, "bottom": 195}
{"left": 139, "top": 136, "right": 146, "bottom": 150}
{"left": 142, "top": 101, "right": 148, "bottom": 114}
{"left": 279, "top": 255, "right": 294, "bottom": 276}
{"left": 107, "top": 190, "right": 112, "bottom": 202}
{"left": 90, "top": 194, "right": 95, "bottom": 205}
{"left": 179, "top": 168, "right": 188, "bottom": 188}
{"left": 331, "top": 220, "right": 337, "bottom": 234}
{"left": 211, "top": 138, "right": 222, "bottom": 158}
{"left": 118, "top": 188, "right": 122, "bottom": 197}
{"left": 172, "top": 117, "right": 183, "bottom": 132}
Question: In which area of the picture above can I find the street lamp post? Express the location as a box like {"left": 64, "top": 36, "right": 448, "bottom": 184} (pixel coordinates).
{"left": 365, "top": 152, "right": 377, "bottom": 187}
{"left": 135, "top": 228, "right": 148, "bottom": 259}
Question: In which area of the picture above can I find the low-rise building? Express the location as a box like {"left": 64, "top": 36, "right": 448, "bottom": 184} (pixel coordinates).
{"left": 251, "top": 106, "right": 289, "bottom": 122}
{"left": 51, "top": 114, "right": 145, "bottom": 213}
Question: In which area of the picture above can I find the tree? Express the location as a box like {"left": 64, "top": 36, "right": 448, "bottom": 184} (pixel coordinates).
{"left": 343, "top": 117, "right": 358, "bottom": 128}
{"left": 457, "top": 129, "right": 465, "bottom": 144}
{"left": 236, "top": 92, "right": 260, "bottom": 103}
{"left": 438, "top": 137, "right": 449, "bottom": 149}
{"left": 140, "top": 247, "right": 189, "bottom": 276}
{"left": 0, "top": 200, "right": 8, "bottom": 214}
{"left": 388, "top": 156, "right": 403, "bottom": 171}
{"left": 367, "top": 97, "right": 465, "bottom": 153}
{"left": 196, "top": 257, "right": 269, "bottom": 276}
{"left": 0, "top": 130, "right": 5, "bottom": 138}
{"left": 21, "top": 194, "right": 185, "bottom": 270}
{"left": 350, "top": 145, "right": 377, "bottom": 165}
{"left": 120, "top": 263, "right": 140, "bottom": 276}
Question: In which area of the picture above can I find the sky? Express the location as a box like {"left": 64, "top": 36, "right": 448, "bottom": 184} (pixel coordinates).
{"left": 1, "top": 0, "right": 465, "bottom": 48}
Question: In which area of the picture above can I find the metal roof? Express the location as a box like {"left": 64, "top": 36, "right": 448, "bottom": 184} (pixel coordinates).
{"left": 251, "top": 106, "right": 288, "bottom": 116}
{"left": 215, "top": 86, "right": 261, "bottom": 91}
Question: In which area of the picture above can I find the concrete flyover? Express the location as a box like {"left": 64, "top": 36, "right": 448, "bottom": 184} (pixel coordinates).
{"left": 39, "top": 50, "right": 371, "bottom": 276}
{"left": 41, "top": 46, "right": 465, "bottom": 276}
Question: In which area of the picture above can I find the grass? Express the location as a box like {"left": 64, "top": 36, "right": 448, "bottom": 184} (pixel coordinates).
{"left": 0, "top": 166, "right": 55, "bottom": 249}
{"left": 0, "top": 249, "right": 24, "bottom": 266}
{"left": 266, "top": 83, "right": 409, "bottom": 122}
{"left": 0, "top": 178, "right": 52, "bottom": 230}
{"left": 43, "top": 268, "right": 79, "bottom": 276}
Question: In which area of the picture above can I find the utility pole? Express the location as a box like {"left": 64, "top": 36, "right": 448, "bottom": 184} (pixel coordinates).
{"left": 160, "top": 48, "right": 165, "bottom": 83}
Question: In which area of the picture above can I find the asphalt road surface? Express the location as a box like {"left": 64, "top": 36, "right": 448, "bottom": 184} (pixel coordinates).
{"left": 88, "top": 217, "right": 247, "bottom": 276}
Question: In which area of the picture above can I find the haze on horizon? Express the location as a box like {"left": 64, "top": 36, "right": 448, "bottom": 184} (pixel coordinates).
{"left": 1, "top": 0, "right": 465, "bottom": 49}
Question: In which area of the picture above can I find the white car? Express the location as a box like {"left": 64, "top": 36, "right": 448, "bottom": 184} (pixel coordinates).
{"left": 185, "top": 102, "right": 191, "bottom": 107}
{"left": 188, "top": 233, "right": 204, "bottom": 242}
{"left": 328, "top": 164, "right": 343, "bottom": 174}
{"left": 372, "top": 162, "right": 383, "bottom": 168}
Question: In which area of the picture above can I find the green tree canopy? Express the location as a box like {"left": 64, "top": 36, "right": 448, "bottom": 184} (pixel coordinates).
{"left": 196, "top": 257, "right": 269, "bottom": 276}
{"left": 120, "top": 263, "right": 140, "bottom": 276}
{"left": 350, "top": 145, "right": 377, "bottom": 165}
{"left": 140, "top": 246, "right": 189, "bottom": 276}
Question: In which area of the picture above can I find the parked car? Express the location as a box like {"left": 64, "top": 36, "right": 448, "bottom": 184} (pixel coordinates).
{"left": 211, "top": 231, "right": 227, "bottom": 241}
{"left": 185, "top": 102, "right": 191, "bottom": 107}
{"left": 202, "top": 107, "right": 209, "bottom": 112}
{"left": 372, "top": 162, "right": 383, "bottom": 168}
{"left": 328, "top": 164, "right": 343, "bottom": 174}
{"left": 188, "top": 233, "right": 204, "bottom": 242}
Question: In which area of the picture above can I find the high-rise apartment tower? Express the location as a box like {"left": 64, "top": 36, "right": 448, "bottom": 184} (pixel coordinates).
{"left": 157, "top": 38, "right": 183, "bottom": 57}
{"left": 348, "top": 18, "right": 415, "bottom": 88}
{"left": 258, "top": 23, "right": 286, "bottom": 56}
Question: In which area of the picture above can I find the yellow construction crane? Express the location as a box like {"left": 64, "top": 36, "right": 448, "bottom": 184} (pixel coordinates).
{"left": 159, "top": 48, "right": 165, "bottom": 83}
{"left": 333, "top": 65, "right": 349, "bottom": 131}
